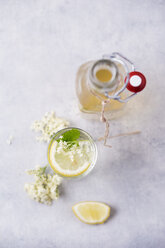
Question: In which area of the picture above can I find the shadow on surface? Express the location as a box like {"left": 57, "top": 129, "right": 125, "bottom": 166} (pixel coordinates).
{"left": 109, "top": 206, "right": 117, "bottom": 221}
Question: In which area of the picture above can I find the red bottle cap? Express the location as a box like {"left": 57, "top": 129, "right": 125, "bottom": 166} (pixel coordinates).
{"left": 125, "top": 71, "right": 146, "bottom": 93}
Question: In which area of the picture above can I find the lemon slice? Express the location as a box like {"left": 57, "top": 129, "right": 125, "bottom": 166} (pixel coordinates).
{"left": 72, "top": 201, "right": 110, "bottom": 224}
{"left": 48, "top": 140, "right": 94, "bottom": 177}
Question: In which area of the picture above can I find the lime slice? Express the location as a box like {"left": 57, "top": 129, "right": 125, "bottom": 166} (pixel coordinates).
{"left": 48, "top": 140, "right": 93, "bottom": 177}
{"left": 72, "top": 201, "right": 111, "bottom": 224}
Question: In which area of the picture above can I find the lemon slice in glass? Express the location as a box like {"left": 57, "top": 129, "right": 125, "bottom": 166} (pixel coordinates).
{"left": 49, "top": 140, "right": 91, "bottom": 177}
{"left": 72, "top": 201, "right": 111, "bottom": 224}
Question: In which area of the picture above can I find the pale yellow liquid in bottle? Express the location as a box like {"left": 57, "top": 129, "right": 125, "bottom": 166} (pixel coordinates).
{"left": 96, "top": 69, "right": 112, "bottom": 82}
{"left": 76, "top": 61, "right": 126, "bottom": 114}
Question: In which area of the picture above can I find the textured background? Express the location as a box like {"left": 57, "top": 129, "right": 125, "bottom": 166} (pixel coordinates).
{"left": 0, "top": 0, "right": 165, "bottom": 247}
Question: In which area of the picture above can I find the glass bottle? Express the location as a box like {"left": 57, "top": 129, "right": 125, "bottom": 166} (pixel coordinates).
{"left": 75, "top": 53, "right": 147, "bottom": 147}
{"left": 76, "top": 53, "right": 146, "bottom": 120}
{"left": 75, "top": 58, "right": 128, "bottom": 119}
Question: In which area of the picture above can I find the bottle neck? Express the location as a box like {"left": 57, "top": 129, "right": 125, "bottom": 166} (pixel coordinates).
{"left": 89, "top": 59, "right": 119, "bottom": 93}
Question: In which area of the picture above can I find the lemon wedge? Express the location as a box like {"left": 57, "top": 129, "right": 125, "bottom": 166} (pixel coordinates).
{"left": 48, "top": 140, "right": 94, "bottom": 177}
{"left": 72, "top": 201, "right": 110, "bottom": 224}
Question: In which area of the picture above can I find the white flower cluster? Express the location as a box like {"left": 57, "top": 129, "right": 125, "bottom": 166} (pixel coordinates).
{"left": 31, "top": 111, "right": 69, "bottom": 142}
{"left": 24, "top": 165, "right": 62, "bottom": 205}
{"left": 57, "top": 140, "right": 83, "bottom": 162}
{"left": 6, "top": 135, "right": 14, "bottom": 145}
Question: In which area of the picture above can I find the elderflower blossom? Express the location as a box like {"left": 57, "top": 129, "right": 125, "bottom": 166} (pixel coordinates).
{"left": 24, "top": 165, "right": 62, "bottom": 205}
{"left": 31, "top": 111, "right": 69, "bottom": 143}
{"left": 6, "top": 135, "right": 14, "bottom": 145}
{"left": 56, "top": 140, "right": 84, "bottom": 161}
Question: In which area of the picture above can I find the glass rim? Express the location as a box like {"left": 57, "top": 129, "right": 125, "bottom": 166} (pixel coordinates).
{"left": 47, "top": 127, "right": 98, "bottom": 179}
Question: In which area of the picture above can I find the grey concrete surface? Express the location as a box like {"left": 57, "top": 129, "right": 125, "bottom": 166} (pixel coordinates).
{"left": 0, "top": 0, "right": 165, "bottom": 247}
